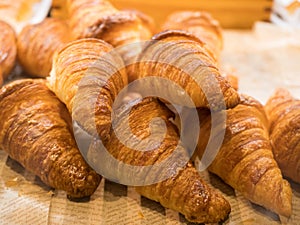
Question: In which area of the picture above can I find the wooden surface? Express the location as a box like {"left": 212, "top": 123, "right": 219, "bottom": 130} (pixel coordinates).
{"left": 110, "top": 0, "right": 274, "bottom": 29}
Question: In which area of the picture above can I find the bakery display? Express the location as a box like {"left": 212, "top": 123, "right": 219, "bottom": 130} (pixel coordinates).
{"left": 0, "top": 20, "right": 17, "bottom": 81}
{"left": 194, "top": 94, "right": 292, "bottom": 217}
{"left": 265, "top": 88, "right": 300, "bottom": 184}
{"left": 0, "top": 0, "right": 299, "bottom": 224}
{"left": 17, "top": 17, "right": 73, "bottom": 77}
{"left": 0, "top": 79, "right": 101, "bottom": 199}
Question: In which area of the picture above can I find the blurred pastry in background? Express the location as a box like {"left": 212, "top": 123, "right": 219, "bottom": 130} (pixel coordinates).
{"left": 265, "top": 88, "right": 300, "bottom": 184}
{"left": 0, "top": 20, "right": 17, "bottom": 82}
{"left": 0, "top": 0, "right": 51, "bottom": 33}
{"left": 161, "top": 11, "right": 223, "bottom": 61}
{"left": 17, "top": 17, "right": 73, "bottom": 77}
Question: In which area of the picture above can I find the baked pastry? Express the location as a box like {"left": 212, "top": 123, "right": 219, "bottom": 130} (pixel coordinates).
{"left": 161, "top": 11, "right": 223, "bottom": 61}
{"left": 195, "top": 94, "right": 292, "bottom": 217}
{"left": 0, "top": 20, "right": 17, "bottom": 80}
{"left": 93, "top": 97, "right": 231, "bottom": 223}
{"left": 133, "top": 30, "right": 240, "bottom": 110}
{"left": 48, "top": 38, "right": 128, "bottom": 141}
{"left": 265, "top": 88, "right": 300, "bottom": 184}
{"left": 66, "top": 0, "right": 154, "bottom": 81}
{"left": 67, "top": 0, "right": 153, "bottom": 42}
{"left": 17, "top": 17, "right": 73, "bottom": 77}
{"left": 0, "top": 79, "right": 101, "bottom": 199}
{"left": 161, "top": 11, "right": 239, "bottom": 88}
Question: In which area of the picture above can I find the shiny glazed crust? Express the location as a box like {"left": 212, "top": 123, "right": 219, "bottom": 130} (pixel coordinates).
{"left": 133, "top": 30, "right": 240, "bottom": 110}
{"left": 0, "top": 79, "right": 101, "bottom": 198}
{"left": 103, "top": 97, "right": 231, "bottom": 223}
{"left": 48, "top": 38, "right": 128, "bottom": 141}
{"left": 196, "top": 94, "right": 292, "bottom": 217}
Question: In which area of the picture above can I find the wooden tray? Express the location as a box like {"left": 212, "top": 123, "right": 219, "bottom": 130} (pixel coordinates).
{"left": 110, "top": 0, "right": 274, "bottom": 29}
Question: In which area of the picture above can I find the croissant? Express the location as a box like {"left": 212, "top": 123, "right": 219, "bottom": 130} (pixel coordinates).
{"left": 17, "top": 17, "right": 73, "bottom": 77}
{"left": 0, "top": 20, "right": 17, "bottom": 81}
{"left": 66, "top": 0, "right": 154, "bottom": 82}
{"left": 161, "top": 11, "right": 223, "bottom": 61}
{"left": 265, "top": 88, "right": 300, "bottom": 184}
{"left": 85, "top": 97, "right": 231, "bottom": 223}
{"left": 194, "top": 94, "right": 292, "bottom": 217}
{"left": 67, "top": 0, "right": 153, "bottom": 46}
{"left": 48, "top": 38, "right": 128, "bottom": 141}
{"left": 133, "top": 30, "right": 240, "bottom": 110}
{"left": 0, "top": 79, "right": 101, "bottom": 199}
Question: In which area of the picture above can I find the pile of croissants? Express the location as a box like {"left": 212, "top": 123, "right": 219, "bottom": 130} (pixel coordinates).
{"left": 0, "top": 0, "right": 299, "bottom": 224}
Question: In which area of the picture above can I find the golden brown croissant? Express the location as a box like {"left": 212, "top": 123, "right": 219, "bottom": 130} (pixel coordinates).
{"left": 67, "top": 0, "right": 153, "bottom": 45}
{"left": 90, "top": 97, "right": 231, "bottom": 223}
{"left": 48, "top": 38, "right": 128, "bottom": 141}
{"left": 17, "top": 17, "right": 73, "bottom": 78}
{"left": 0, "top": 20, "right": 17, "bottom": 81}
{"left": 161, "top": 11, "right": 223, "bottom": 61}
{"left": 161, "top": 11, "right": 240, "bottom": 89}
{"left": 265, "top": 88, "right": 300, "bottom": 184}
{"left": 195, "top": 94, "right": 292, "bottom": 217}
{"left": 66, "top": 0, "right": 154, "bottom": 82}
{"left": 0, "top": 79, "right": 101, "bottom": 199}
{"left": 133, "top": 30, "right": 240, "bottom": 110}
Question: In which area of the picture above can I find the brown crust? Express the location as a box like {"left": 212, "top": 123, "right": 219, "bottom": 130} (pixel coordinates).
{"left": 48, "top": 38, "right": 128, "bottom": 141}
{"left": 103, "top": 97, "right": 231, "bottom": 223}
{"left": 161, "top": 11, "right": 223, "bottom": 60}
{"left": 133, "top": 30, "right": 239, "bottom": 110}
{"left": 0, "top": 20, "right": 17, "bottom": 80}
{"left": 0, "top": 78, "right": 101, "bottom": 198}
{"left": 196, "top": 94, "right": 292, "bottom": 217}
{"left": 265, "top": 88, "right": 300, "bottom": 184}
{"left": 17, "top": 17, "right": 72, "bottom": 78}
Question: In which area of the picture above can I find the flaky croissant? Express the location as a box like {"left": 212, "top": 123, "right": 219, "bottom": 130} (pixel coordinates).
{"left": 66, "top": 0, "right": 154, "bottom": 82}
{"left": 87, "top": 97, "right": 231, "bottom": 223}
{"left": 161, "top": 11, "right": 239, "bottom": 90}
{"left": 265, "top": 88, "right": 300, "bottom": 184}
{"left": 66, "top": 0, "right": 153, "bottom": 46}
{"left": 48, "top": 38, "right": 128, "bottom": 141}
{"left": 133, "top": 30, "right": 240, "bottom": 110}
{"left": 17, "top": 17, "right": 73, "bottom": 77}
{"left": 194, "top": 94, "right": 292, "bottom": 217}
{"left": 161, "top": 11, "right": 223, "bottom": 61}
{"left": 0, "top": 20, "right": 17, "bottom": 81}
{"left": 0, "top": 79, "right": 101, "bottom": 199}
